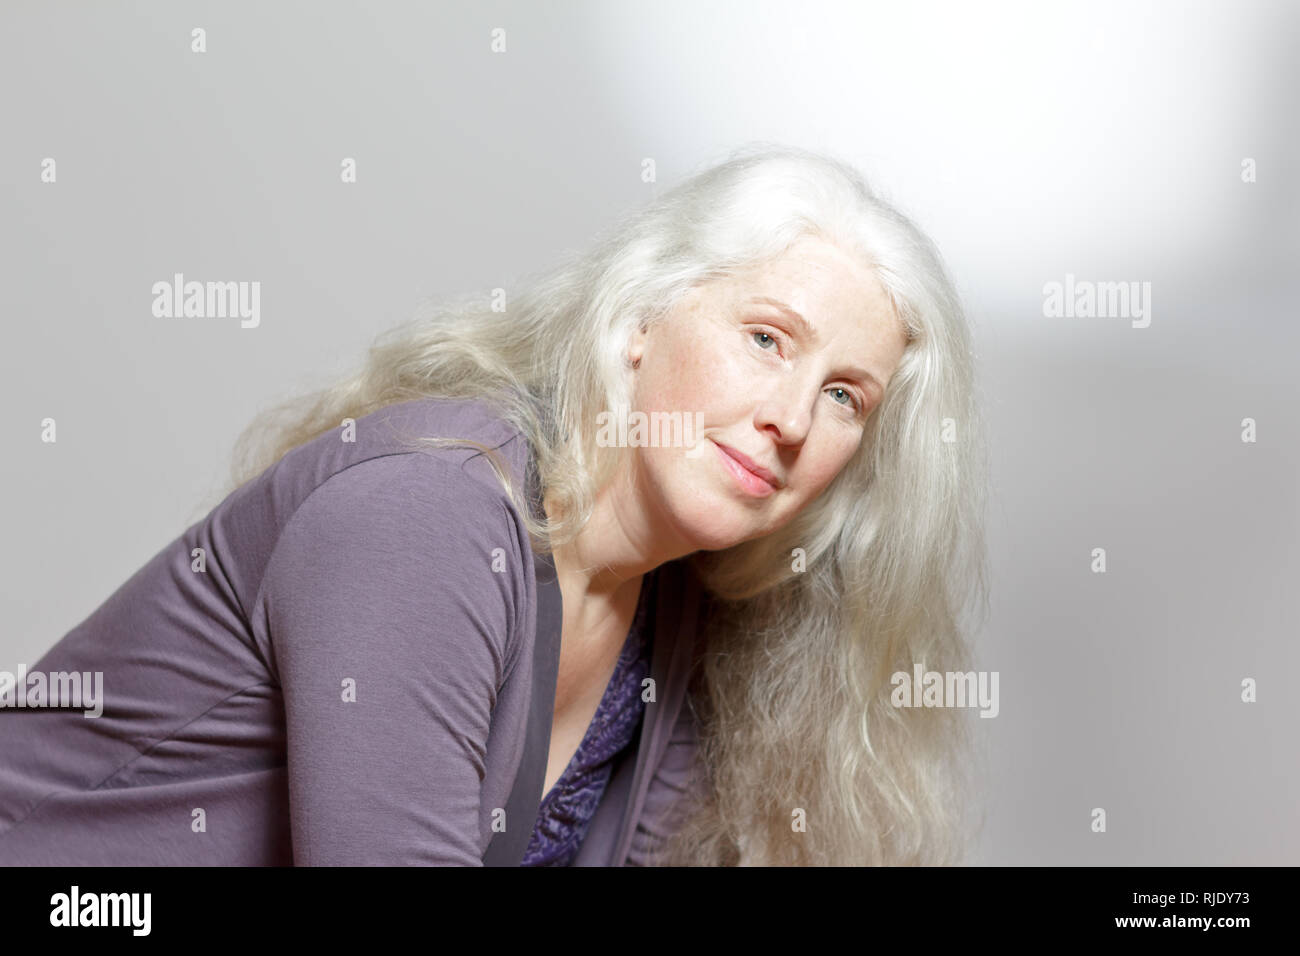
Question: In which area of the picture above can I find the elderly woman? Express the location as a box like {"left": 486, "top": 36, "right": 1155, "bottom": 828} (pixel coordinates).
{"left": 0, "top": 144, "right": 988, "bottom": 866}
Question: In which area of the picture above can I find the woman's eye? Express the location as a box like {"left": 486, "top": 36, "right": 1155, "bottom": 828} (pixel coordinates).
{"left": 750, "top": 329, "right": 862, "bottom": 414}
{"left": 826, "top": 386, "right": 860, "bottom": 412}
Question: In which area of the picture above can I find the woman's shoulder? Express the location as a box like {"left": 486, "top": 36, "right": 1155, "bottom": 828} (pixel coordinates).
{"left": 263, "top": 450, "right": 532, "bottom": 654}
{"left": 207, "top": 394, "right": 538, "bottom": 636}
{"left": 274, "top": 394, "right": 534, "bottom": 565}
{"left": 228, "top": 395, "right": 530, "bottom": 541}
{"left": 254, "top": 400, "right": 541, "bottom": 684}
{"left": 281, "top": 394, "right": 530, "bottom": 502}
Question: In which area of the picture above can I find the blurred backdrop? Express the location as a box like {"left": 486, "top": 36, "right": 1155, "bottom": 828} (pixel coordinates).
{"left": 2, "top": 0, "right": 1296, "bottom": 865}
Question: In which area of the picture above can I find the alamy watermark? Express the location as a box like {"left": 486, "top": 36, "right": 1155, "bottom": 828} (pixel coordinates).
{"left": 1042, "top": 273, "right": 1151, "bottom": 328}
{"left": 596, "top": 404, "right": 708, "bottom": 456}
{"left": 50, "top": 886, "right": 151, "bottom": 936}
{"left": 0, "top": 664, "right": 104, "bottom": 718}
{"left": 151, "top": 272, "right": 260, "bottom": 328}
{"left": 890, "top": 664, "right": 999, "bottom": 718}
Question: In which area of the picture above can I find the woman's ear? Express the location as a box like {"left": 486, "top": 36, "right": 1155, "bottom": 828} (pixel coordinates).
{"left": 627, "top": 320, "right": 649, "bottom": 370}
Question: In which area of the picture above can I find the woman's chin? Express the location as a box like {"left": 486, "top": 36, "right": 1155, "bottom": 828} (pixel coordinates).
{"left": 679, "top": 520, "right": 754, "bottom": 554}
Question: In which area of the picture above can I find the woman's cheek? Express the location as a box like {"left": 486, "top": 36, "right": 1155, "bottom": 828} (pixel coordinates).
{"left": 673, "top": 335, "right": 736, "bottom": 402}
{"left": 704, "top": 333, "right": 753, "bottom": 383}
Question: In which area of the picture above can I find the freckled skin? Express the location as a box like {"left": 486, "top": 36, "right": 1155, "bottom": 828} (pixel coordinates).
{"left": 538, "top": 236, "right": 910, "bottom": 781}
{"left": 625, "top": 234, "right": 909, "bottom": 553}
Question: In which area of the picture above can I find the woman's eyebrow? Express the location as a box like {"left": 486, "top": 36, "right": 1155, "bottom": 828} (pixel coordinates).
{"left": 747, "top": 295, "right": 884, "bottom": 396}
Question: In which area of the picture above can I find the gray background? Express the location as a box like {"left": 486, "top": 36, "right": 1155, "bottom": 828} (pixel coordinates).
{"left": 2, "top": 0, "right": 1296, "bottom": 865}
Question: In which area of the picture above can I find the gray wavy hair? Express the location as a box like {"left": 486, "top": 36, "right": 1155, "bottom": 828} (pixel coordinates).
{"left": 224, "top": 142, "right": 991, "bottom": 865}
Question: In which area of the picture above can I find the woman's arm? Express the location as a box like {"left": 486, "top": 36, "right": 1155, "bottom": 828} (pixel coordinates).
{"left": 259, "top": 452, "right": 527, "bottom": 865}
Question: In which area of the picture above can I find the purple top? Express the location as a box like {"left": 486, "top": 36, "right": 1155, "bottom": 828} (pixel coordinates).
{"left": 521, "top": 571, "right": 655, "bottom": 866}
{"left": 0, "top": 395, "right": 706, "bottom": 866}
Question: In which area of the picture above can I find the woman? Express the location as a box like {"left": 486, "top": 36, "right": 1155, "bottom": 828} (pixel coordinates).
{"left": 0, "top": 143, "right": 988, "bottom": 866}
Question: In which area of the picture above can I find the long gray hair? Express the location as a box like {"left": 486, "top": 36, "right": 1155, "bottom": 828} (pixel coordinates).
{"left": 225, "top": 143, "right": 990, "bottom": 865}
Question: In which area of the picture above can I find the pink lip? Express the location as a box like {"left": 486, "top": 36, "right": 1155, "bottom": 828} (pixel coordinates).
{"left": 712, "top": 441, "right": 781, "bottom": 497}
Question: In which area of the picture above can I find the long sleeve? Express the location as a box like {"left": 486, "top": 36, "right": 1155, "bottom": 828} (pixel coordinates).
{"left": 625, "top": 692, "right": 706, "bottom": 866}
{"left": 259, "top": 452, "right": 526, "bottom": 865}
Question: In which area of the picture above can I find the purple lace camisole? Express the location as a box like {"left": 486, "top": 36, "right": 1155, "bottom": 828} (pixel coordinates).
{"left": 520, "top": 567, "right": 657, "bottom": 866}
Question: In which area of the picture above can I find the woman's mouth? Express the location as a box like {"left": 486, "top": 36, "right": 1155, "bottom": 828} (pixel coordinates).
{"left": 712, "top": 441, "right": 780, "bottom": 498}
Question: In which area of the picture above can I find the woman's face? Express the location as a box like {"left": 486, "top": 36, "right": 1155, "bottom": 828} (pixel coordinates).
{"left": 626, "top": 234, "right": 909, "bottom": 553}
